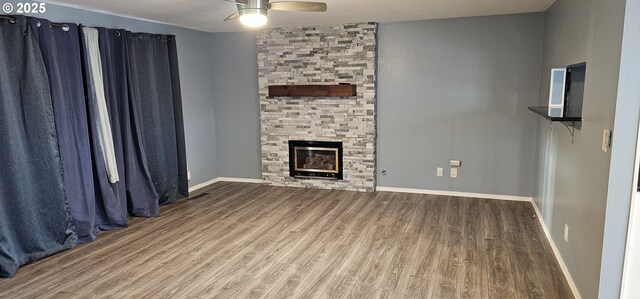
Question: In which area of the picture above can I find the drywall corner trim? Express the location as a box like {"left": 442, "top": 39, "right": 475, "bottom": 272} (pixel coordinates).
{"left": 531, "top": 200, "right": 583, "bottom": 299}
{"left": 375, "top": 186, "right": 533, "bottom": 202}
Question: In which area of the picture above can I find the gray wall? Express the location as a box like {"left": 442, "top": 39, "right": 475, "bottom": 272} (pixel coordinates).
{"left": 210, "top": 32, "right": 262, "bottom": 179}
{"left": 532, "top": 0, "right": 626, "bottom": 298}
{"left": 376, "top": 14, "right": 544, "bottom": 197}
{"left": 599, "top": 0, "right": 640, "bottom": 297}
{"left": 8, "top": 0, "right": 219, "bottom": 187}
{"left": 208, "top": 14, "right": 548, "bottom": 192}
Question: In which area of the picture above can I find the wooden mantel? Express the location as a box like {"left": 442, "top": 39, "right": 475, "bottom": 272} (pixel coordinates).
{"left": 268, "top": 84, "right": 357, "bottom": 97}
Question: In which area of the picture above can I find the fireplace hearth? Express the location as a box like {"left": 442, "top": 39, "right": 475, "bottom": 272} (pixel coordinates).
{"left": 289, "top": 140, "right": 343, "bottom": 180}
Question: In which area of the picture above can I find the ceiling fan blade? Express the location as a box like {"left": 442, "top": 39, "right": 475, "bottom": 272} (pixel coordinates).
{"left": 223, "top": 12, "right": 240, "bottom": 21}
{"left": 268, "top": 1, "right": 327, "bottom": 12}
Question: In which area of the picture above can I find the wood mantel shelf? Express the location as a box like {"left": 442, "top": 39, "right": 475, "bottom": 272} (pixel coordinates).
{"left": 268, "top": 84, "right": 357, "bottom": 97}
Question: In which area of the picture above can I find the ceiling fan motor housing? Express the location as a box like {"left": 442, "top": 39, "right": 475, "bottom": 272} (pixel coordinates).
{"left": 238, "top": 0, "right": 269, "bottom": 17}
{"left": 223, "top": 0, "right": 327, "bottom": 25}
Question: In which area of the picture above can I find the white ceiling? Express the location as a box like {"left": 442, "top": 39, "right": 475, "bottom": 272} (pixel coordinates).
{"left": 44, "top": 0, "right": 555, "bottom": 32}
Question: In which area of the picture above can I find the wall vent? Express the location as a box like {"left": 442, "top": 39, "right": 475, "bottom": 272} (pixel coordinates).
{"left": 186, "top": 192, "right": 210, "bottom": 201}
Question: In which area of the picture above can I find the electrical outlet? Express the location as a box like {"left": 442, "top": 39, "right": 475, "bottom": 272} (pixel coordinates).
{"left": 450, "top": 168, "right": 458, "bottom": 178}
{"left": 449, "top": 160, "right": 461, "bottom": 167}
{"left": 382, "top": 169, "right": 387, "bottom": 176}
{"left": 602, "top": 130, "right": 611, "bottom": 152}
{"left": 437, "top": 167, "right": 443, "bottom": 177}
{"left": 564, "top": 224, "right": 569, "bottom": 242}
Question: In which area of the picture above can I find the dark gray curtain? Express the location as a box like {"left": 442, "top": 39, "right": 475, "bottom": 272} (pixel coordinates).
{"left": 0, "top": 16, "right": 77, "bottom": 277}
{"left": 127, "top": 33, "right": 188, "bottom": 204}
{"left": 167, "top": 36, "right": 189, "bottom": 198}
{"left": 0, "top": 17, "right": 188, "bottom": 277}
{"left": 27, "top": 17, "right": 98, "bottom": 243}
{"left": 79, "top": 25, "right": 128, "bottom": 231}
{"left": 97, "top": 28, "right": 159, "bottom": 217}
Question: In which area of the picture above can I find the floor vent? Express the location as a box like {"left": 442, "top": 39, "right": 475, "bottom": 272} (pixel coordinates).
{"left": 187, "top": 192, "right": 210, "bottom": 201}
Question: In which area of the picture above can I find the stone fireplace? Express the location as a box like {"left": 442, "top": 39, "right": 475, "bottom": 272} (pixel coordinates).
{"left": 258, "top": 23, "right": 377, "bottom": 192}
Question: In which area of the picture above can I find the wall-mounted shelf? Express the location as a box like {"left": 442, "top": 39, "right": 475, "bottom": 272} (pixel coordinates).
{"left": 529, "top": 62, "right": 586, "bottom": 143}
{"left": 528, "top": 105, "right": 582, "bottom": 143}
{"left": 528, "top": 106, "right": 582, "bottom": 122}
{"left": 268, "top": 84, "right": 357, "bottom": 97}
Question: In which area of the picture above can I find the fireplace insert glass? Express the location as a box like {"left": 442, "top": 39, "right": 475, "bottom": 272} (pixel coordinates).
{"left": 289, "top": 140, "right": 343, "bottom": 180}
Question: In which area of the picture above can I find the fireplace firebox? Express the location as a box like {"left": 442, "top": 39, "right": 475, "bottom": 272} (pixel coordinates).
{"left": 289, "top": 140, "right": 343, "bottom": 180}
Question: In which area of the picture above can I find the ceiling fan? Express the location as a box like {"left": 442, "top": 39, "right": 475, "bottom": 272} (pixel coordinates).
{"left": 223, "top": 0, "right": 328, "bottom": 28}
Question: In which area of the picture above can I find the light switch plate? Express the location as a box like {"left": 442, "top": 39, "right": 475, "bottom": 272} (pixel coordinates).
{"left": 437, "top": 167, "right": 443, "bottom": 177}
{"left": 602, "top": 130, "right": 611, "bottom": 152}
{"left": 450, "top": 168, "right": 458, "bottom": 178}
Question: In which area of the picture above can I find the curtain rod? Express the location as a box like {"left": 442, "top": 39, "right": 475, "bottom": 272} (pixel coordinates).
{"left": 32, "top": 20, "right": 69, "bottom": 32}
{"left": 0, "top": 15, "right": 168, "bottom": 39}
{"left": 50, "top": 22, "right": 70, "bottom": 31}
{"left": 108, "top": 29, "right": 121, "bottom": 37}
{"left": 128, "top": 33, "right": 173, "bottom": 41}
{"left": 0, "top": 15, "right": 172, "bottom": 40}
{"left": 0, "top": 15, "right": 17, "bottom": 23}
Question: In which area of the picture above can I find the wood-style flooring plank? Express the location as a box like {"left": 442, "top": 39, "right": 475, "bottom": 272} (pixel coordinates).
{"left": 0, "top": 182, "right": 574, "bottom": 299}
{"left": 484, "top": 199, "right": 518, "bottom": 299}
{"left": 403, "top": 194, "right": 448, "bottom": 299}
{"left": 346, "top": 194, "right": 416, "bottom": 298}
{"left": 501, "top": 201, "right": 548, "bottom": 299}
{"left": 431, "top": 196, "right": 464, "bottom": 299}
{"left": 287, "top": 192, "right": 386, "bottom": 299}
{"left": 459, "top": 198, "right": 488, "bottom": 299}
{"left": 517, "top": 203, "right": 574, "bottom": 299}
{"left": 375, "top": 194, "right": 425, "bottom": 299}
{"left": 210, "top": 190, "right": 347, "bottom": 298}
{"left": 254, "top": 192, "right": 374, "bottom": 299}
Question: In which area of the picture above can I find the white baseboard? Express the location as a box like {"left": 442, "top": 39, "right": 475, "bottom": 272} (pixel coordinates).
{"left": 531, "top": 201, "right": 582, "bottom": 299}
{"left": 216, "top": 177, "right": 264, "bottom": 184}
{"left": 188, "top": 178, "right": 222, "bottom": 193}
{"left": 375, "top": 186, "right": 532, "bottom": 202}
{"left": 188, "top": 177, "right": 264, "bottom": 193}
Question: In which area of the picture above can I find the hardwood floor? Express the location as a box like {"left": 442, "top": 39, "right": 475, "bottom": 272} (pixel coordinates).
{"left": 0, "top": 182, "right": 574, "bottom": 298}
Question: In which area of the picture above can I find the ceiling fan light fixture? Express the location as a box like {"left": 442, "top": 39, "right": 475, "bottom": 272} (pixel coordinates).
{"left": 239, "top": 9, "right": 268, "bottom": 28}
{"left": 223, "top": 0, "right": 327, "bottom": 27}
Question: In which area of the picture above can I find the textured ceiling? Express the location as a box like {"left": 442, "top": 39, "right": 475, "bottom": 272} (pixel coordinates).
{"left": 43, "top": 0, "right": 555, "bottom": 32}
